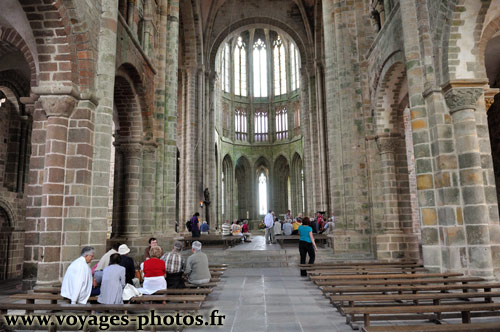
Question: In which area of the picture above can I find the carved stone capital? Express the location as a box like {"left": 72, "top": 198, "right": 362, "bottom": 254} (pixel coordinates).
{"left": 484, "top": 87, "right": 499, "bottom": 113}
{"left": 39, "top": 95, "right": 77, "bottom": 117}
{"left": 119, "top": 142, "right": 143, "bottom": 155}
{"left": 442, "top": 80, "right": 488, "bottom": 114}
{"left": 376, "top": 136, "right": 398, "bottom": 154}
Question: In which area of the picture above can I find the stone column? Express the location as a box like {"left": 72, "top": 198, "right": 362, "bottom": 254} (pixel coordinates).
{"left": 314, "top": 60, "right": 328, "bottom": 212}
{"left": 119, "top": 142, "right": 143, "bottom": 236}
{"left": 36, "top": 94, "right": 77, "bottom": 285}
{"left": 142, "top": 142, "right": 157, "bottom": 234}
{"left": 300, "top": 67, "right": 311, "bottom": 214}
{"left": 163, "top": 0, "right": 180, "bottom": 230}
{"left": 443, "top": 83, "right": 495, "bottom": 278}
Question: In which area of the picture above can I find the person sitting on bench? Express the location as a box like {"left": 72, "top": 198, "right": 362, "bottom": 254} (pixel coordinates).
{"left": 242, "top": 220, "right": 252, "bottom": 242}
{"left": 140, "top": 246, "right": 166, "bottom": 294}
{"left": 200, "top": 221, "right": 209, "bottom": 235}
{"left": 162, "top": 241, "right": 185, "bottom": 289}
{"left": 282, "top": 220, "right": 293, "bottom": 236}
{"left": 61, "top": 246, "right": 95, "bottom": 304}
{"left": 98, "top": 253, "right": 126, "bottom": 304}
{"left": 185, "top": 241, "right": 211, "bottom": 285}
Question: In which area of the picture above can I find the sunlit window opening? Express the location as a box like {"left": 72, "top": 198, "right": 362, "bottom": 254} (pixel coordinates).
{"left": 254, "top": 111, "right": 268, "bottom": 141}
{"left": 221, "top": 42, "right": 230, "bottom": 93}
{"left": 273, "top": 36, "right": 287, "bottom": 96}
{"left": 290, "top": 42, "right": 300, "bottom": 91}
{"left": 235, "top": 108, "right": 247, "bottom": 141}
{"left": 259, "top": 172, "right": 268, "bottom": 214}
{"left": 221, "top": 172, "right": 225, "bottom": 214}
{"left": 253, "top": 38, "right": 267, "bottom": 97}
{"left": 301, "top": 169, "right": 305, "bottom": 214}
{"left": 234, "top": 37, "right": 247, "bottom": 96}
{"left": 276, "top": 107, "right": 288, "bottom": 140}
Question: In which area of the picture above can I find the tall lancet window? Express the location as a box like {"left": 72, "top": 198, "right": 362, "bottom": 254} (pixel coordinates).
{"left": 273, "top": 35, "right": 287, "bottom": 96}
{"left": 276, "top": 107, "right": 288, "bottom": 140}
{"left": 258, "top": 172, "right": 268, "bottom": 215}
{"left": 234, "top": 37, "right": 247, "bottom": 96}
{"left": 221, "top": 172, "right": 225, "bottom": 214}
{"left": 253, "top": 38, "right": 267, "bottom": 97}
{"left": 235, "top": 108, "right": 247, "bottom": 141}
{"left": 254, "top": 110, "right": 268, "bottom": 142}
{"left": 290, "top": 42, "right": 300, "bottom": 91}
{"left": 221, "top": 42, "right": 230, "bottom": 93}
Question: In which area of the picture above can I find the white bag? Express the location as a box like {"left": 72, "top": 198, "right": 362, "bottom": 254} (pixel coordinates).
{"left": 122, "top": 283, "right": 142, "bottom": 301}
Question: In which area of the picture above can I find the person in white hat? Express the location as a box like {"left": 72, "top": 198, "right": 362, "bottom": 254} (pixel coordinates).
{"left": 118, "top": 244, "right": 135, "bottom": 285}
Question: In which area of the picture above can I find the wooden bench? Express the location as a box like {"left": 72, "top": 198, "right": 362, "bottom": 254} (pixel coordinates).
{"left": 185, "top": 281, "right": 217, "bottom": 288}
{"left": 10, "top": 293, "right": 206, "bottom": 305}
{"left": 331, "top": 291, "right": 500, "bottom": 315}
{"left": 276, "top": 234, "right": 328, "bottom": 248}
{"left": 32, "top": 287, "right": 212, "bottom": 295}
{"left": 343, "top": 302, "right": 500, "bottom": 328}
{"left": 321, "top": 282, "right": 500, "bottom": 295}
{"left": 308, "top": 267, "right": 429, "bottom": 276}
{"left": 361, "top": 321, "right": 500, "bottom": 332}
{"left": 177, "top": 235, "right": 242, "bottom": 249}
{"left": 310, "top": 272, "right": 463, "bottom": 281}
{"left": 315, "top": 277, "right": 484, "bottom": 287}
{"left": 300, "top": 260, "right": 420, "bottom": 267}
{"left": 302, "top": 264, "right": 424, "bottom": 271}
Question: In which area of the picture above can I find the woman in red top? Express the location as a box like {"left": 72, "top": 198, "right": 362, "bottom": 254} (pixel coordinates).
{"left": 141, "top": 246, "right": 166, "bottom": 294}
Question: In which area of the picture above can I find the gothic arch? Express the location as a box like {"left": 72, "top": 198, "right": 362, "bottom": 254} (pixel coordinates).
{"left": 235, "top": 156, "right": 251, "bottom": 220}
{"left": 291, "top": 152, "right": 304, "bottom": 215}
{"left": 273, "top": 155, "right": 290, "bottom": 215}
{"left": 221, "top": 154, "right": 233, "bottom": 222}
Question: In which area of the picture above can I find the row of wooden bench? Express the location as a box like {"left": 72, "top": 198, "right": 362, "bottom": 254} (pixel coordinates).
{"left": 300, "top": 260, "right": 500, "bottom": 332}
{"left": 0, "top": 264, "right": 228, "bottom": 331}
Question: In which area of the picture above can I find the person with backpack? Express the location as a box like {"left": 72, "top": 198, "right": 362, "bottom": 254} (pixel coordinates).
{"left": 190, "top": 212, "right": 201, "bottom": 238}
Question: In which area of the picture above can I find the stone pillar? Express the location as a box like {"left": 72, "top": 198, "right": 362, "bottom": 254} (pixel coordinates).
{"left": 142, "top": 142, "right": 156, "bottom": 234}
{"left": 36, "top": 94, "right": 77, "bottom": 285}
{"left": 300, "top": 67, "right": 311, "bottom": 214}
{"left": 163, "top": 0, "right": 180, "bottom": 231}
{"left": 119, "top": 142, "right": 143, "bottom": 236}
{"left": 443, "top": 83, "right": 495, "bottom": 278}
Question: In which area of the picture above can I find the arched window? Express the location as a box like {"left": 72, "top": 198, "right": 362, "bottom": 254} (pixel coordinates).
{"left": 273, "top": 36, "right": 287, "bottom": 96}
{"left": 258, "top": 172, "right": 268, "bottom": 214}
{"left": 290, "top": 42, "right": 300, "bottom": 91}
{"left": 253, "top": 38, "right": 267, "bottom": 97}
{"left": 235, "top": 108, "right": 247, "bottom": 141}
{"left": 276, "top": 107, "right": 288, "bottom": 140}
{"left": 221, "top": 42, "right": 230, "bottom": 93}
{"left": 234, "top": 37, "right": 247, "bottom": 96}
{"left": 221, "top": 172, "right": 225, "bottom": 215}
{"left": 254, "top": 110, "right": 268, "bottom": 141}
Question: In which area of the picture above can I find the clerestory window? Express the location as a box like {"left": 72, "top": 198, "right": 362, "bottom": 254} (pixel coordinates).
{"left": 235, "top": 108, "right": 247, "bottom": 141}
{"left": 276, "top": 107, "right": 288, "bottom": 140}
{"left": 290, "top": 42, "right": 300, "bottom": 91}
{"left": 221, "top": 42, "right": 230, "bottom": 93}
{"left": 273, "top": 36, "right": 287, "bottom": 96}
{"left": 234, "top": 37, "right": 247, "bottom": 96}
{"left": 253, "top": 38, "right": 267, "bottom": 97}
{"left": 254, "top": 111, "right": 268, "bottom": 142}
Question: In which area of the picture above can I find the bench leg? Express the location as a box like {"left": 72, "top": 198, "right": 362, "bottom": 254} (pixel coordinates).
{"left": 363, "top": 314, "right": 370, "bottom": 327}
{"left": 461, "top": 311, "right": 471, "bottom": 324}
{"left": 433, "top": 299, "right": 442, "bottom": 321}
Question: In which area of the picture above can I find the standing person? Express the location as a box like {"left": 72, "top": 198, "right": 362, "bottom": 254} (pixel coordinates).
{"left": 317, "top": 212, "right": 325, "bottom": 233}
{"left": 118, "top": 244, "right": 135, "bottom": 285}
{"left": 98, "top": 253, "right": 126, "bottom": 304}
{"left": 161, "top": 241, "right": 185, "bottom": 289}
{"left": 190, "top": 212, "right": 201, "bottom": 238}
{"left": 61, "top": 247, "right": 95, "bottom": 304}
{"left": 185, "top": 241, "right": 211, "bottom": 285}
{"left": 264, "top": 210, "right": 275, "bottom": 244}
{"left": 298, "top": 217, "right": 317, "bottom": 277}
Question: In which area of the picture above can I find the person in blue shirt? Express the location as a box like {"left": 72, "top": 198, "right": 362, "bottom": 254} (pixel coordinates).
{"left": 298, "top": 217, "right": 317, "bottom": 276}
{"left": 200, "top": 221, "right": 209, "bottom": 234}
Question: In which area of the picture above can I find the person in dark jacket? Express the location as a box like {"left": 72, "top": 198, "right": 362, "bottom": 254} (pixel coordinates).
{"left": 190, "top": 212, "right": 201, "bottom": 238}
{"left": 118, "top": 244, "right": 135, "bottom": 285}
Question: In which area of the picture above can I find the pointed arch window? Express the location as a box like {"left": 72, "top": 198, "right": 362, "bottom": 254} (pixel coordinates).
{"left": 290, "top": 42, "right": 300, "bottom": 91}
{"left": 254, "top": 110, "right": 268, "bottom": 142}
{"left": 234, "top": 37, "right": 247, "bottom": 96}
{"left": 253, "top": 38, "right": 267, "bottom": 97}
{"left": 273, "top": 36, "right": 287, "bottom": 96}
{"left": 221, "top": 172, "right": 225, "bottom": 215}
{"left": 258, "top": 172, "right": 268, "bottom": 215}
{"left": 221, "top": 42, "right": 230, "bottom": 93}
{"left": 276, "top": 107, "right": 288, "bottom": 140}
{"left": 235, "top": 108, "right": 247, "bottom": 141}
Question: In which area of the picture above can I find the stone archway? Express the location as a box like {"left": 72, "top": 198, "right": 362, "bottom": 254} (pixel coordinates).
{"left": 0, "top": 206, "right": 12, "bottom": 280}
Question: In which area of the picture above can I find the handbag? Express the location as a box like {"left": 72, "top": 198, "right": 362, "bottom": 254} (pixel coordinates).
{"left": 122, "top": 283, "right": 142, "bottom": 301}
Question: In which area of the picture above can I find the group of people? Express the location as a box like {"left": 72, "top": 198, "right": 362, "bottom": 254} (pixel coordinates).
{"left": 60, "top": 238, "right": 211, "bottom": 305}
{"left": 188, "top": 212, "right": 209, "bottom": 237}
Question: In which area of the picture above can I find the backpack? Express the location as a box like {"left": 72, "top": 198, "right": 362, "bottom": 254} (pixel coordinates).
{"left": 186, "top": 219, "right": 192, "bottom": 231}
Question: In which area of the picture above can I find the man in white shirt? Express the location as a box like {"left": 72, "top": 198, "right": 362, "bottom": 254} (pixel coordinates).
{"left": 264, "top": 210, "right": 275, "bottom": 244}
{"left": 61, "top": 247, "right": 95, "bottom": 304}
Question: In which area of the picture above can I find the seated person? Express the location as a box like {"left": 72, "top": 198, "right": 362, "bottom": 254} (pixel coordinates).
{"left": 98, "top": 253, "right": 126, "bottom": 304}
{"left": 310, "top": 219, "right": 318, "bottom": 234}
{"left": 241, "top": 220, "right": 252, "bottom": 242}
{"left": 231, "top": 220, "right": 242, "bottom": 236}
{"left": 282, "top": 220, "right": 293, "bottom": 236}
{"left": 118, "top": 244, "right": 135, "bottom": 285}
{"left": 185, "top": 241, "right": 211, "bottom": 285}
{"left": 61, "top": 247, "right": 95, "bottom": 304}
{"left": 95, "top": 242, "right": 121, "bottom": 272}
{"left": 292, "top": 219, "right": 302, "bottom": 235}
{"left": 200, "top": 221, "right": 209, "bottom": 235}
{"left": 222, "top": 220, "right": 231, "bottom": 236}
{"left": 273, "top": 218, "right": 282, "bottom": 236}
{"left": 144, "top": 237, "right": 163, "bottom": 260}
{"left": 161, "top": 241, "right": 185, "bottom": 289}
{"left": 139, "top": 246, "right": 166, "bottom": 294}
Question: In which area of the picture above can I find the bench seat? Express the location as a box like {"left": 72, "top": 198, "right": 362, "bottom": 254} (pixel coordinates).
{"left": 311, "top": 272, "right": 462, "bottom": 281}
{"left": 315, "top": 277, "right": 484, "bottom": 287}
{"left": 361, "top": 321, "right": 500, "bottom": 332}
{"left": 275, "top": 234, "right": 329, "bottom": 248}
